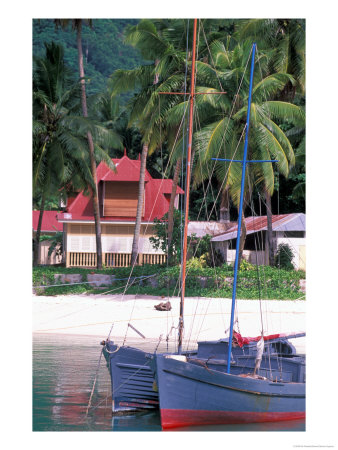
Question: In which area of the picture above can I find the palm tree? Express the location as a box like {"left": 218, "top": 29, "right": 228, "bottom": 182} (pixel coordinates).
{"left": 33, "top": 42, "right": 120, "bottom": 266}
{"left": 111, "top": 19, "right": 194, "bottom": 265}
{"left": 33, "top": 42, "right": 88, "bottom": 265}
{"left": 54, "top": 19, "right": 106, "bottom": 268}
{"left": 234, "top": 19, "right": 305, "bottom": 263}
{"left": 188, "top": 40, "right": 305, "bottom": 264}
{"left": 235, "top": 19, "right": 305, "bottom": 98}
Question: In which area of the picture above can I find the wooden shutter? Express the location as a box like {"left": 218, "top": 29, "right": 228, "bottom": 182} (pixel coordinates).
{"left": 103, "top": 182, "right": 141, "bottom": 217}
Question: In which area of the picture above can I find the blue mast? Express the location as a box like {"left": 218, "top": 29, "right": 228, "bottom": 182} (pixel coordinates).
{"left": 226, "top": 43, "right": 256, "bottom": 374}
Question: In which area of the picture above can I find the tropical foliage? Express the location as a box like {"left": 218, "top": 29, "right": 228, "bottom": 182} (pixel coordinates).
{"left": 33, "top": 264, "right": 305, "bottom": 300}
{"left": 33, "top": 19, "right": 145, "bottom": 95}
{"left": 33, "top": 42, "right": 120, "bottom": 266}
{"left": 32, "top": 19, "right": 305, "bottom": 267}
{"left": 274, "top": 243, "right": 295, "bottom": 270}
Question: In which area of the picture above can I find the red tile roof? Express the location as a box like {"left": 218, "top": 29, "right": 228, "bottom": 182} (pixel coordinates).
{"left": 32, "top": 210, "right": 63, "bottom": 232}
{"left": 99, "top": 156, "right": 152, "bottom": 182}
{"left": 57, "top": 155, "right": 184, "bottom": 223}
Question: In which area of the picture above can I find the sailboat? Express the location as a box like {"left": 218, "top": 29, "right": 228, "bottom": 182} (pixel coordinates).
{"left": 151, "top": 35, "right": 305, "bottom": 429}
{"left": 102, "top": 331, "right": 304, "bottom": 414}
{"left": 102, "top": 19, "right": 305, "bottom": 423}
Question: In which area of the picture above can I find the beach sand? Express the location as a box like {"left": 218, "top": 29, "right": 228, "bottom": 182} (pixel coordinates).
{"left": 33, "top": 293, "right": 306, "bottom": 353}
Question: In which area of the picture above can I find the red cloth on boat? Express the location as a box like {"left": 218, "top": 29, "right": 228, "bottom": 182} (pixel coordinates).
{"left": 232, "top": 331, "right": 284, "bottom": 348}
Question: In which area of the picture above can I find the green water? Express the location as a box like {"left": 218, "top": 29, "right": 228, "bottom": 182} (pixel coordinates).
{"left": 32, "top": 333, "right": 305, "bottom": 432}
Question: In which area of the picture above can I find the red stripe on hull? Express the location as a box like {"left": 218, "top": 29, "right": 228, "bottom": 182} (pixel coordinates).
{"left": 161, "top": 409, "right": 305, "bottom": 430}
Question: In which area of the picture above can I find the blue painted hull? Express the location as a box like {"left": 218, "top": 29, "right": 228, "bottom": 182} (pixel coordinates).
{"left": 154, "top": 354, "right": 305, "bottom": 429}
{"left": 103, "top": 334, "right": 305, "bottom": 415}
{"left": 103, "top": 342, "right": 159, "bottom": 413}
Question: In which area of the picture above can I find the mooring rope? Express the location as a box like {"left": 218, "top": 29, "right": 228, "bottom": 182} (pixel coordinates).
{"left": 86, "top": 347, "right": 104, "bottom": 416}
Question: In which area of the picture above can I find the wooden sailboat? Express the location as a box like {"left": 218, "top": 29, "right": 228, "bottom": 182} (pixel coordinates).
{"left": 151, "top": 37, "right": 306, "bottom": 429}
{"left": 102, "top": 20, "right": 305, "bottom": 422}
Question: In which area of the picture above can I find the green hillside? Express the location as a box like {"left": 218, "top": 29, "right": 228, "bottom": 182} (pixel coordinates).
{"left": 33, "top": 19, "right": 145, "bottom": 94}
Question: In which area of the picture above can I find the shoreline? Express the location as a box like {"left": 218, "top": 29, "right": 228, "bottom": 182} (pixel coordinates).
{"left": 33, "top": 293, "right": 306, "bottom": 353}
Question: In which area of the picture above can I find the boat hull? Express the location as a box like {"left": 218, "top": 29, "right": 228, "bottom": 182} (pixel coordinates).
{"left": 154, "top": 355, "right": 305, "bottom": 429}
{"left": 103, "top": 342, "right": 159, "bottom": 414}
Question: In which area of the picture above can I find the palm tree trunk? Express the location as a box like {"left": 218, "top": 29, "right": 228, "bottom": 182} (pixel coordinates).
{"left": 76, "top": 20, "right": 102, "bottom": 269}
{"left": 167, "top": 158, "right": 181, "bottom": 265}
{"left": 265, "top": 189, "right": 274, "bottom": 266}
{"left": 238, "top": 210, "right": 247, "bottom": 268}
{"left": 131, "top": 143, "right": 148, "bottom": 266}
{"left": 220, "top": 185, "right": 230, "bottom": 223}
{"left": 33, "top": 193, "right": 46, "bottom": 266}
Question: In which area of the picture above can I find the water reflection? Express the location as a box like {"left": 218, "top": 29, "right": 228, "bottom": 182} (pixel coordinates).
{"left": 33, "top": 333, "right": 113, "bottom": 431}
{"left": 112, "top": 411, "right": 162, "bottom": 432}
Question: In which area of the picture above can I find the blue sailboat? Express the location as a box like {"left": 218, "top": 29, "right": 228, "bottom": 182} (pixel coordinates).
{"left": 152, "top": 39, "right": 305, "bottom": 429}
{"left": 102, "top": 331, "right": 304, "bottom": 414}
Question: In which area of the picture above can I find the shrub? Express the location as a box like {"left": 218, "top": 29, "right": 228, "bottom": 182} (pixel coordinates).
{"left": 187, "top": 257, "right": 206, "bottom": 270}
{"left": 239, "top": 259, "right": 255, "bottom": 272}
{"left": 275, "top": 243, "right": 294, "bottom": 270}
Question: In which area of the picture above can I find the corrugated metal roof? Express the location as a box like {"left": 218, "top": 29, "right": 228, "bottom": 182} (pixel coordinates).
{"left": 188, "top": 221, "right": 235, "bottom": 238}
{"left": 211, "top": 213, "right": 305, "bottom": 242}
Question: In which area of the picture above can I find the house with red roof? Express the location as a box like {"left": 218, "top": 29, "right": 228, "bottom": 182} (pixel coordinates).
{"left": 57, "top": 152, "right": 184, "bottom": 267}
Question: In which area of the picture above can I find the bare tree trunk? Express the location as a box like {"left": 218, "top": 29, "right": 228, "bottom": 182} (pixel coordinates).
{"left": 33, "top": 193, "right": 46, "bottom": 266}
{"left": 265, "top": 189, "right": 274, "bottom": 266}
{"left": 131, "top": 143, "right": 148, "bottom": 266}
{"left": 220, "top": 185, "right": 230, "bottom": 223}
{"left": 76, "top": 21, "right": 102, "bottom": 269}
{"left": 238, "top": 210, "right": 247, "bottom": 268}
{"left": 167, "top": 158, "right": 181, "bottom": 265}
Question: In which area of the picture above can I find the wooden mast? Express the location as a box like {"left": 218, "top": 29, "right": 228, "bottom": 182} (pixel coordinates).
{"left": 178, "top": 18, "right": 198, "bottom": 354}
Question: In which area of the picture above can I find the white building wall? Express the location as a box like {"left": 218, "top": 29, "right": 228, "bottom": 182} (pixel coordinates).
{"left": 67, "top": 233, "right": 164, "bottom": 254}
{"left": 276, "top": 237, "right": 306, "bottom": 270}
{"left": 225, "top": 240, "right": 305, "bottom": 270}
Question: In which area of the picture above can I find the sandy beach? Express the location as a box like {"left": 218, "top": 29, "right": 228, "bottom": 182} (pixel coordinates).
{"left": 33, "top": 293, "right": 306, "bottom": 353}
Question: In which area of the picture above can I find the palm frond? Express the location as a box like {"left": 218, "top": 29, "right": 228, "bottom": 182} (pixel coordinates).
{"left": 262, "top": 101, "right": 305, "bottom": 127}
{"left": 254, "top": 123, "right": 289, "bottom": 177}
{"left": 125, "top": 19, "right": 168, "bottom": 60}
{"left": 253, "top": 73, "right": 295, "bottom": 102}
{"left": 260, "top": 116, "right": 295, "bottom": 166}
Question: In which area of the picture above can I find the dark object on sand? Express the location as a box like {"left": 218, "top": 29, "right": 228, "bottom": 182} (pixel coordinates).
{"left": 154, "top": 301, "right": 172, "bottom": 311}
